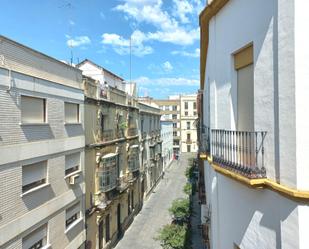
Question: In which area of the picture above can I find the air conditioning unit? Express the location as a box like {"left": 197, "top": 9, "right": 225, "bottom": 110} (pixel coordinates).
{"left": 69, "top": 174, "right": 80, "bottom": 185}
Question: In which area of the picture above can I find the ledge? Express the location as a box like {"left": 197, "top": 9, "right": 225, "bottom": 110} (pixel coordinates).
{"left": 20, "top": 183, "right": 51, "bottom": 197}
{"left": 204, "top": 155, "right": 309, "bottom": 201}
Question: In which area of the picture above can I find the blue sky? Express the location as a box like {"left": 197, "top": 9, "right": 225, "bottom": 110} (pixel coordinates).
{"left": 0, "top": 0, "right": 203, "bottom": 99}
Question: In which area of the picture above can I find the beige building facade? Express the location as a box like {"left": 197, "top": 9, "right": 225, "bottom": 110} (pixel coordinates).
{"left": 149, "top": 98, "right": 181, "bottom": 156}
{"left": 138, "top": 102, "right": 162, "bottom": 197}
{"left": 0, "top": 36, "right": 86, "bottom": 249}
{"left": 78, "top": 60, "right": 162, "bottom": 249}
{"left": 180, "top": 94, "right": 198, "bottom": 153}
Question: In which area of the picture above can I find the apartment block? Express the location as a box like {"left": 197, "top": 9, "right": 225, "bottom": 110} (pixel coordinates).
{"left": 160, "top": 121, "right": 173, "bottom": 171}
{"left": 138, "top": 102, "right": 163, "bottom": 196}
{"left": 0, "top": 36, "right": 85, "bottom": 249}
{"left": 199, "top": 0, "right": 309, "bottom": 248}
{"left": 180, "top": 94, "right": 198, "bottom": 153}
{"left": 149, "top": 98, "right": 181, "bottom": 156}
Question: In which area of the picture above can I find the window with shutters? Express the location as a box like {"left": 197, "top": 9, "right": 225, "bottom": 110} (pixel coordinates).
{"left": 22, "top": 161, "right": 47, "bottom": 193}
{"left": 65, "top": 202, "right": 81, "bottom": 229}
{"left": 65, "top": 152, "right": 80, "bottom": 176}
{"left": 22, "top": 224, "right": 47, "bottom": 249}
{"left": 65, "top": 102, "right": 80, "bottom": 123}
{"left": 184, "top": 102, "right": 188, "bottom": 109}
{"left": 21, "top": 96, "right": 46, "bottom": 124}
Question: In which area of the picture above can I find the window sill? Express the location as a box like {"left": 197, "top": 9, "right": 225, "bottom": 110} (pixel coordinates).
{"left": 21, "top": 183, "right": 50, "bottom": 197}
{"left": 64, "top": 170, "right": 82, "bottom": 179}
{"left": 64, "top": 122, "right": 82, "bottom": 125}
{"left": 20, "top": 123, "right": 49, "bottom": 126}
{"left": 65, "top": 217, "right": 83, "bottom": 234}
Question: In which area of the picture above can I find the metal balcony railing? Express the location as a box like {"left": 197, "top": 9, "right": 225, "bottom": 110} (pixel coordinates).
{"left": 211, "top": 129, "right": 267, "bottom": 179}
{"left": 141, "top": 132, "right": 147, "bottom": 140}
{"left": 102, "top": 129, "right": 115, "bottom": 142}
{"left": 128, "top": 127, "right": 138, "bottom": 137}
{"left": 199, "top": 125, "right": 210, "bottom": 154}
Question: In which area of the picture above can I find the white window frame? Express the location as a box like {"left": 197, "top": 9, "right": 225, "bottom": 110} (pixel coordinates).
{"left": 65, "top": 202, "right": 81, "bottom": 231}
{"left": 65, "top": 152, "right": 80, "bottom": 177}
{"left": 22, "top": 224, "right": 49, "bottom": 249}
{"left": 22, "top": 161, "right": 48, "bottom": 194}
{"left": 64, "top": 102, "right": 80, "bottom": 124}
{"left": 21, "top": 95, "right": 46, "bottom": 124}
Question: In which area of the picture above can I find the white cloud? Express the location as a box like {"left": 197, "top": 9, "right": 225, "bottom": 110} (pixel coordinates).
{"left": 172, "top": 48, "right": 200, "bottom": 58}
{"left": 113, "top": 0, "right": 199, "bottom": 46}
{"left": 172, "top": 0, "right": 194, "bottom": 24}
{"left": 162, "top": 61, "right": 173, "bottom": 72}
{"left": 69, "top": 20, "right": 75, "bottom": 26}
{"left": 66, "top": 36, "right": 91, "bottom": 47}
{"left": 101, "top": 30, "right": 153, "bottom": 57}
{"left": 135, "top": 76, "right": 199, "bottom": 86}
{"left": 100, "top": 11, "right": 105, "bottom": 19}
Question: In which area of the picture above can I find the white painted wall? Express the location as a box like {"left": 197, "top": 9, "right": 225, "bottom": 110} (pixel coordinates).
{"left": 161, "top": 121, "right": 173, "bottom": 170}
{"left": 202, "top": 0, "right": 309, "bottom": 248}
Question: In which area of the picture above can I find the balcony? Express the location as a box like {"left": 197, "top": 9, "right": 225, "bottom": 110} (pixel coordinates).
{"left": 128, "top": 160, "right": 140, "bottom": 172}
{"left": 186, "top": 139, "right": 192, "bottom": 144}
{"left": 199, "top": 125, "right": 210, "bottom": 154}
{"left": 141, "top": 132, "right": 147, "bottom": 140}
{"left": 211, "top": 129, "right": 267, "bottom": 179}
{"left": 97, "top": 153, "right": 118, "bottom": 192}
{"left": 102, "top": 129, "right": 115, "bottom": 142}
{"left": 127, "top": 127, "right": 138, "bottom": 137}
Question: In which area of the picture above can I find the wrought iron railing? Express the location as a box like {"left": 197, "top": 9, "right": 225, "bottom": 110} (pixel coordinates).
{"left": 199, "top": 125, "right": 210, "bottom": 154}
{"left": 128, "top": 127, "right": 138, "bottom": 137}
{"left": 211, "top": 129, "right": 267, "bottom": 179}
{"left": 102, "top": 129, "right": 115, "bottom": 142}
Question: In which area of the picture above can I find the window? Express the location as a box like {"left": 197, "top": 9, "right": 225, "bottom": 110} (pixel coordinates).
{"left": 185, "top": 111, "right": 188, "bottom": 116}
{"left": 193, "top": 102, "right": 197, "bottom": 109}
{"left": 141, "top": 119, "right": 144, "bottom": 133}
{"left": 105, "top": 214, "right": 110, "bottom": 242}
{"left": 65, "top": 102, "right": 79, "bottom": 123}
{"left": 65, "top": 202, "right": 81, "bottom": 229}
{"left": 173, "top": 123, "right": 177, "bottom": 128}
{"left": 22, "top": 161, "right": 47, "bottom": 193}
{"left": 173, "top": 131, "right": 177, "bottom": 136}
{"left": 187, "top": 122, "right": 190, "bottom": 130}
{"left": 65, "top": 152, "right": 80, "bottom": 176}
{"left": 164, "top": 105, "right": 170, "bottom": 111}
{"left": 187, "top": 145, "right": 191, "bottom": 152}
{"left": 172, "top": 105, "right": 177, "bottom": 111}
{"left": 184, "top": 102, "right": 188, "bottom": 109}
{"left": 172, "top": 114, "right": 177, "bottom": 120}
{"left": 194, "top": 111, "right": 197, "bottom": 116}
{"left": 21, "top": 95, "right": 46, "bottom": 123}
{"left": 98, "top": 220, "right": 103, "bottom": 249}
{"left": 187, "top": 133, "right": 191, "bottom": 140}
{"left": 22, "top": 224, "right": 47, "bottom": 249}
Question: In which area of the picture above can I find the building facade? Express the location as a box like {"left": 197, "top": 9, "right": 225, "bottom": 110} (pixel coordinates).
{"left": 150, "top": 98, "right": 181, "bottom": 156}
{"left": 160, "top": 121, "right": 173, "bottom": 171}
{"left": 138, "top": 102, "right": 163, "bottom": 197}
{"left": 180, "top": 94, "right": 198, "bottom": 153}
{"left": 78, "top": 60, "right": 142, "bottom": 249}
{"left": 199, "top": 0, "right": 309, "bottom": 248}
{"left": 0, "top": 36, "right": 86, "bottom": 249}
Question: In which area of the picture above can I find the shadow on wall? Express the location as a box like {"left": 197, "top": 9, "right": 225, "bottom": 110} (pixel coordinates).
{"left": 216, "top": 173, "right": 298, "bottom": 248}
{"left": 23, "top": 185, "right": 56, "bottom": 210}
{"left": 21, "top": 125, "right": 55, "bottom": 141}
{"left": 65, "top": 124, "right": 84, "bottom": 137}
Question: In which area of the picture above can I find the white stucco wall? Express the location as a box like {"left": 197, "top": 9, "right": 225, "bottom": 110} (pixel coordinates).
{"left": 161, "top": 121, "right": 173, "bottom": 170}
{"left": 202, "top": 0, "right": 309, "bottom": 248}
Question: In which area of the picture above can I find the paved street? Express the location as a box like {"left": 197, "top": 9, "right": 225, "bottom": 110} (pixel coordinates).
{"left": 114, "top": 155, "right": 189, "bottom": 249}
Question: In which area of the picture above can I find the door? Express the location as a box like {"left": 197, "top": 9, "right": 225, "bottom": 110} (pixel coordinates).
{"left": 98, "top": 219, "right": 103, "bottom": 249}
{"left": 117, "top": 204, "right": 122, "bottom": 238}
{"left": 237, "top": 64, "right": 254, "bottom": 131}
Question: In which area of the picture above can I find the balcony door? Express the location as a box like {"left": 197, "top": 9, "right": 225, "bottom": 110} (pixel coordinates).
{"left": 236, "top": 45, "right": 254, "bottom": 132}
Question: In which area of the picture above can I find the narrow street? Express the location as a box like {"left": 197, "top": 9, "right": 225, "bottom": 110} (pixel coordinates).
{"left": 114, "top": 155, "right": 190, "bottom": 249}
